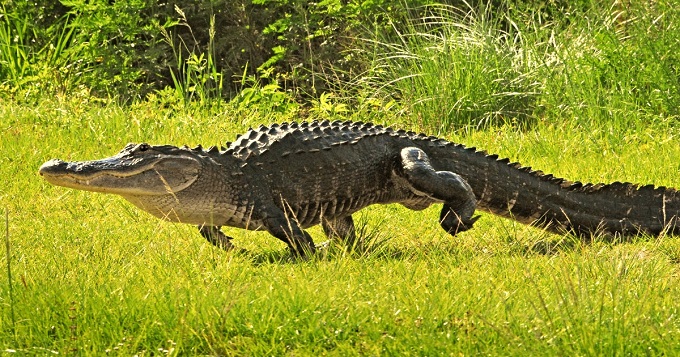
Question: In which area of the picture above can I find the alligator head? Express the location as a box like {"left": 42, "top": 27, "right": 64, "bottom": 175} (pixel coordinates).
{"left": 39, "top": 143, "right": 202, "bottom": 196}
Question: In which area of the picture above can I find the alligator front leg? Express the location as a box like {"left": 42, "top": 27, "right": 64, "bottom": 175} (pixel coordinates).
{"left": 198, "top": 225, "right": 235, "bottom": 250}
{"left": 322, "top": 215, "right": 359, "bottom": 249}
{"left": 261, "top": 205, "right": 316, "bottom": 257}
{"left": 400, "top": 147, "right": 479, "bottom": 235}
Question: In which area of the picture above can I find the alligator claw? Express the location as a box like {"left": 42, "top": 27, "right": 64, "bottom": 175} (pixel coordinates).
{"left": 198, "top": 225, "right": 235, "bottom": 250}
{"left": 441, "top": 210, "right": 480, "bottom": 236}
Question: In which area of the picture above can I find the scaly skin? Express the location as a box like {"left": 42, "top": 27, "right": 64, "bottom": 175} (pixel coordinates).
{"left": 39, "top": 120, "right": 680, "bottom": 257}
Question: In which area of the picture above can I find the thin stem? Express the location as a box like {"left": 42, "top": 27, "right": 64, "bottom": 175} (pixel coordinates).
{"left": 5, "top": 209, "right": 15, "bottom": 341}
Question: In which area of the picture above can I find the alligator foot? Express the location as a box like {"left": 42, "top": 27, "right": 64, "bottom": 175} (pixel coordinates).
{"left": 440, "top": 204, "right": 481, "bottom": 235}
{"left": 400, "top": 147, "right": 479, "bottom": 236}
{"left": 436, "top": 170, "right": 479, "bottom": 235}
{"left": 198, "top": 225, "right": 235, "bottom": 250}
{"left": 322, "top": 215, "right": 361, "bottom": 250}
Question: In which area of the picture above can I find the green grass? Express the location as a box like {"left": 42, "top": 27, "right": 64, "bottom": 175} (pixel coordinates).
{"left": 2, "top": 0, "right": 680, "bottom": 354}
{"left": 351, "top": 2, "right": 680, "bottom": 132}
{"left": 1, "top": 97, "right": 680, "bottom": 355}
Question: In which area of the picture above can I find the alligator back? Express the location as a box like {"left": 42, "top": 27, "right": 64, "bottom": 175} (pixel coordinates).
{"left": 227, "top": 121, "right": 429, "bottom": 227}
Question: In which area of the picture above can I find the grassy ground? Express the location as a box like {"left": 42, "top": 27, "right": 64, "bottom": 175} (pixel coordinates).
{"left": 2, "top": 1, "right": 680, "bottom": 355}
{"left": 1, "top": 98, "right": 680, "bottom": 355}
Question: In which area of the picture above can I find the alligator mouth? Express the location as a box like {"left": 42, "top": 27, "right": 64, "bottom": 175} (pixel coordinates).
{"left": 40, "top": 167, "right": 158, "bottom": 186}
{"left": 39, "top": 157, "right": 160, "bottom": 180}
{"left": 38, "top": 157, "right": 197, "bottom": 195}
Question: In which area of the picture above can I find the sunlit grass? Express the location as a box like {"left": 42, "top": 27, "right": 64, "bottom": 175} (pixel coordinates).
{"left": 2, "top": 96, "right": 680, "bottom": 354}
{"left": 2, "top": 0, "right": 680, "bottom": 354}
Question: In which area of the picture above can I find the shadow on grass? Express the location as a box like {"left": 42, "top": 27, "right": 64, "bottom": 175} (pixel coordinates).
{"left": 230, "top": 220, "right": 670, "bottom": 265}
{"left": 238, "top": 243, "right": 416, "bottom": 266}
{"left": 235, "top": 217, "right": 415, "bottom": 265}
{"left": 503, "top": 227, "right": 667, "bottom": 257}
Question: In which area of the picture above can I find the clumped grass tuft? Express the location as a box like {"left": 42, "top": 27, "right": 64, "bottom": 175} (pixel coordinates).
{"left": 350, "top": 1, "right": 680, "bottom": 133}
{"left": 353, "top": 3, "right": 540, "bottom": 131}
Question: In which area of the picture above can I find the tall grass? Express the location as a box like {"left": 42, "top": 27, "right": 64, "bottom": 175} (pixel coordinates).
{"left": 0, "top": 8, "right": 31, "bottom": 84}
{"left": 160, "top": 6, "right": 224, "bottom": 107}
{"left": 351, "top": 1, "right": 680, "bottom": 132}
{"left": 528, "top": 0, "right": 680, "bottom": 128}
{"left": 0, "top": 9, "right": 84, "bottom": 99}
{"left": 352, "top": 3, "right": 541, "bottom": 131}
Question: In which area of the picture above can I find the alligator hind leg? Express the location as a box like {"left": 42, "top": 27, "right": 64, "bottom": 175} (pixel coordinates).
{"left": 322, "top": 215, "right": 359, "bottom": 249}
{"left": 198, "top": 225, "right": 235, "bottom": 250}
{"left": 400, "top": 147, "right": 479, "bottom": 236}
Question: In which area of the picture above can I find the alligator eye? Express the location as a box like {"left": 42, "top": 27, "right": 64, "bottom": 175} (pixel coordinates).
{"left": 138, "top": 143, "right": 151, "bottom": 152}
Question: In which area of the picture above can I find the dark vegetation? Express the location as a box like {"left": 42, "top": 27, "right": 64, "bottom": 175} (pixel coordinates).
{"left": 1, "top": 0, "right": 436, "bottom": 100}
{"left": 3, "top": 0, "right": 679, "bottom": 130}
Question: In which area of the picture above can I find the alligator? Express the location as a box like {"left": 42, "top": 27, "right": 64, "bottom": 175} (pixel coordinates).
{"left": 39, "top": 120, "right": 680, "bottom": 257}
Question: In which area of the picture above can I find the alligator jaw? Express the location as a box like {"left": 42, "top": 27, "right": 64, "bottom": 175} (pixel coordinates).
{"left": 41, "top": 158, "right": 150, "bottom": 194}
{"left": 39, "top": 150, "right": 201, "bottom": 196}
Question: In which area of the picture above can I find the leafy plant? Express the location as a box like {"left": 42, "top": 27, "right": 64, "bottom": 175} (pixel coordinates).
{"left": 160, "top": 6, "right": 224, "bottom": 106}
{"left": 230, "top": 72, "right": 299, "bottom": 115}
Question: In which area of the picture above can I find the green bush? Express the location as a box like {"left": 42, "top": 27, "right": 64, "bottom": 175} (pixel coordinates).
{"left": 0, "top": 0, "right": 169, "bottom": 100}
{"left": 0, "top": 0, "right": 443, "bottom": 102}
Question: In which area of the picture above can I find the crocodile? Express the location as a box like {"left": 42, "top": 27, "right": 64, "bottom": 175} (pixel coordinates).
{"left": 39, "top": 120, "right": 680, "bottom": 256}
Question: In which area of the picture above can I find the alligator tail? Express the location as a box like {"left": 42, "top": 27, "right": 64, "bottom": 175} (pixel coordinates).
{"left": 432, "top": 143, "right": 680, "bottom": 237}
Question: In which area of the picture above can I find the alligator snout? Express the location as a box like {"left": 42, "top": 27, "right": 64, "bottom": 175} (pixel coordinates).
{"left": 39, "top": 159, "right": 68, "bottom": 176}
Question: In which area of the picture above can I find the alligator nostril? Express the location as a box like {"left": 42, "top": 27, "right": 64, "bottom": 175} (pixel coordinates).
{"left": 39, "top": 159, "right": 67, "bottom": 175}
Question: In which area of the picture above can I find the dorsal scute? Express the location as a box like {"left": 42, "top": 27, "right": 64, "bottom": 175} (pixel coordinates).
{"left": 224, "top": 120, "right": 404, "bottom": 161}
